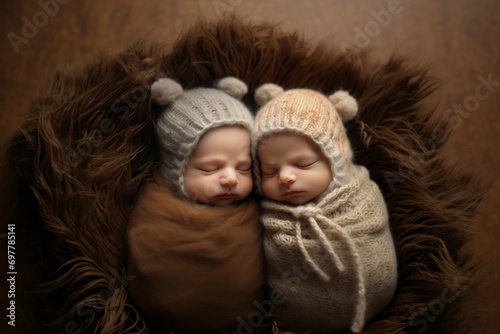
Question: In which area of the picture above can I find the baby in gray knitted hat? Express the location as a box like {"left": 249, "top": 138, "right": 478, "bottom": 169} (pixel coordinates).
{"left": 126, "top": 78, "right": 264, "bottom": 332}
{"left": 253, "top": 84, "right": 398, "bottom": 333}
{"left": 152, "top": 77, "right": 255, "bottom": 205}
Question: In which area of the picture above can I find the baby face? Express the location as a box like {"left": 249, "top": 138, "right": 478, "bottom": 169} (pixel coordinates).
{"left": 184, "top": 126, "right": 253, "bottom": 206}
{"left": 258, "top": 132, "right": 331, "bottom": 205}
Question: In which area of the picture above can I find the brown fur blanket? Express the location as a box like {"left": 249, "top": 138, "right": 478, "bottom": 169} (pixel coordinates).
{"left": 127, "top": 173, "right": 264, "bottom": 332}
{"left": 0, "top": 16, "right": 486, "bottom": 334}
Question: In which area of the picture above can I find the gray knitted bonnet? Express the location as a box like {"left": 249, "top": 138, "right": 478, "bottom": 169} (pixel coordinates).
{"left": 151, "top": 77, "right": 253, "bottom": 198}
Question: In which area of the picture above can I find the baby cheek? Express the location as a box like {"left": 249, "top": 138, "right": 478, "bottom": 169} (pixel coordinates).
{"left": 240, "top": 174, "right": 254, "bottom": 196}
{"left": 201, "top": 176, "right": 221, "bottom": 197}
{"left": 261, "top": 178, "right": 275, "bottom": 197}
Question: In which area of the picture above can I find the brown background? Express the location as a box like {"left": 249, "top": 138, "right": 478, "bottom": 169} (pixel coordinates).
{"left": 1, "top": 0, "right": 499, "bottom": 332}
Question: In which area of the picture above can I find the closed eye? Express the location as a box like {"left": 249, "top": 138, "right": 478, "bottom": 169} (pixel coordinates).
{"left": 197, "top": 167, "right": 219, "bottom": 173}
{"left": 237, "top": 166, "right": 252, "bottom": 173}
{"left": 297, "top": 160, "right": 318, "bottom": 168}
{"left": 262, "top": 169, "right": 278, "bottom": 177}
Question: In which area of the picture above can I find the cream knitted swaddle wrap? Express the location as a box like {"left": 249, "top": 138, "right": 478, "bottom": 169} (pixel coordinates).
{"left": 262, "top": 165, "right": 397, "bottom": 333}
{"left": 253, "top": 85, "right": 398, "bottom": 333}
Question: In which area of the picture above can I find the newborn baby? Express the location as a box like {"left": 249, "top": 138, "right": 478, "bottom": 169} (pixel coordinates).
{"left": 253, "top": 84, "right": 398, "bottom": 333}
{"left": 127, "top": 77, "right": 264, "bottom": 332}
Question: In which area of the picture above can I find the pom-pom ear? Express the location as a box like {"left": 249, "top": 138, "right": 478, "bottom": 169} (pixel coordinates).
{"left": 255, "top": 83, "right": 284, "bottom": 106}
{"left": 328, "top": 90, "right": 358, "bottom": 121}
{"left": 150, "top": 78, "right": 183, "bottom": 106}
{"left": 215, "top": 77, "right": 248, "bottom": 100}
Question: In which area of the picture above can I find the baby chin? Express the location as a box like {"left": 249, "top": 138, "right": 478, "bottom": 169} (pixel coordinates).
{"left": 279, "top": 191, "right": 312, "bottom": 205}
{"left": 209, "top": 193, "right": 245, "bottom": 206}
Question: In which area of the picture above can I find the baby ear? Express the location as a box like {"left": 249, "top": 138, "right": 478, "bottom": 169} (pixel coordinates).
{"left": 328, "top": 90, "right": 358, "bottom": 121}
{"left": 215, "top": 77, "right": 248, "bottom": 100}
{"left": 254, "top": 83, "right": 284, "bottom": 107}
{"left": 150, "top": 78, "right": 183, "bottom": 106}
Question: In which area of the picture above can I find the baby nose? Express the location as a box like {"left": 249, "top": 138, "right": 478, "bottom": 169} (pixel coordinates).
{"left": 278, "top": 169, "right": 296, "bottom": 185}
{"left": 220, "top": 169, "right": 238, "bottom": 187}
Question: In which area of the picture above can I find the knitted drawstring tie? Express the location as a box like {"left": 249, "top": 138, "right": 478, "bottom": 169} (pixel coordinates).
{"left": 291, "top": 205, "right": 367, "bottom": 333}
{"left": 291, "top": 206, "right": 344, "bottom": 280}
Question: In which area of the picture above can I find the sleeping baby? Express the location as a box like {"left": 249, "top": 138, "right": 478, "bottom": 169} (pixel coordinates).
{"left": 252, "top": 84, "right": 398, "bottom": 333}
{"left": 126, "top": 77, "right": 264, "bottom": 332}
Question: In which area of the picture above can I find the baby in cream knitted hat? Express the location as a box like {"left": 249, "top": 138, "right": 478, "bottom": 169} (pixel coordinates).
{"left": 253, "top": 84, "right": 398, "bottom": 333}
{"left": 126, "top": 78, "right": 264, "bottom": 332}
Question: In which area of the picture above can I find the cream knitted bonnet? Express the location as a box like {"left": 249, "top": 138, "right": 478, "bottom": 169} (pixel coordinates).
{"left": 151, "top": 77, "right": 253, "bottom": 198}
{"left": 253, "top": 84, "right": 359, "bottom": 195}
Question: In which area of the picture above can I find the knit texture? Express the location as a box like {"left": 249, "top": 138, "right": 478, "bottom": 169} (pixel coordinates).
{"left": 3, "top": 18, "right": 487, "bottom": 334}
{"left": 155, "top": 80, "right": 253, "bottom": 199}
{"left": 253, "top": 87, "right": 396, "bottom": 332}
{"left": 262, "top": 165, "right": 397, "bottom": 333}
{"left": 253, "top": 89, "right": 356, "bottom": 195}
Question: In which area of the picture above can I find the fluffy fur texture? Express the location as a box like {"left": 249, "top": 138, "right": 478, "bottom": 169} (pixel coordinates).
{"left": 0, "top": 16, "right": 487, "bottom": 334}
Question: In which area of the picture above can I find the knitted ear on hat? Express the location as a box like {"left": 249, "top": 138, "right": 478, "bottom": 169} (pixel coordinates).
{"left": 150, "top": 78, "right": 183, "bottom": 106}
{"left": 328, "top": 90, "right": 358, "bottom": 121}
{"left": 215, "top": 77, "right": 248, "bottom": 100}
{"left": 254, "top": 83, "right": 285, "bottom": 106}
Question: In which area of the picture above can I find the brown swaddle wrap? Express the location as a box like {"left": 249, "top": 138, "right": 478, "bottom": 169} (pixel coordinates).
{"left": 127, "top": 173, "right": 264, "bottom": 332}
